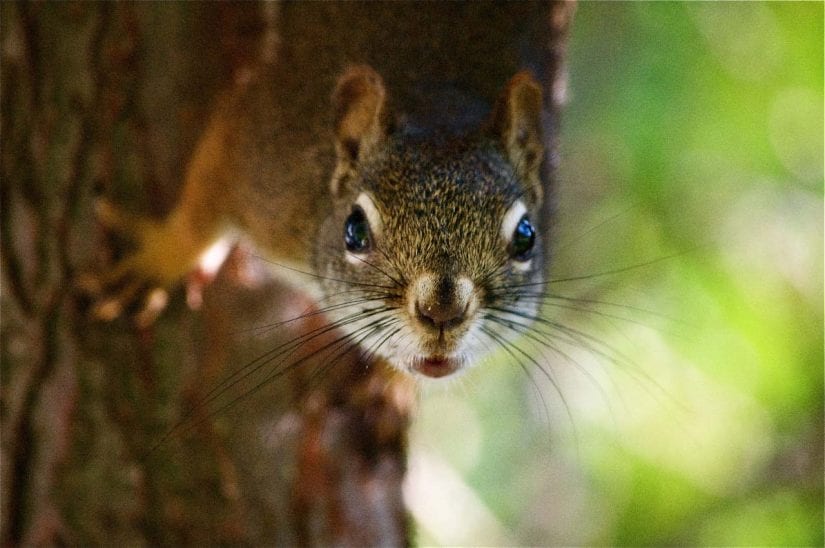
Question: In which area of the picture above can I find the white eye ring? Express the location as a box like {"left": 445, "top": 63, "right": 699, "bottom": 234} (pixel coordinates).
{"left": 346, "top": 192, "right": 383, "bottom": 265}
{"left": 500, "top": 199, "right": 533, "bottom": 272}
{"left": 355, "top": 193, "right": 382, "bottom": 237}
{"left": 500, "top": 200, "right": 527, "bottom": 242}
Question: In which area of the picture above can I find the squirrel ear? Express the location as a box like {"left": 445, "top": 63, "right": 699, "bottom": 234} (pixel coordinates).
{"left": 331, "top": 65, "right": 390, "bottom": 190}
{"left": 489, "top": 71, "right": 545, "bottom": 205}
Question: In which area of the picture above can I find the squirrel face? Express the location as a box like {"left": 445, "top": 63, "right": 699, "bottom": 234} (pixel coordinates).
{"left": 314, "top": 66, "right": 546, "bottom": 379}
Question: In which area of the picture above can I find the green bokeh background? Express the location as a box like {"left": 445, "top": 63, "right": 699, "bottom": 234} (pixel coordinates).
{"left": 410, "top": 3, "right": 823, "bottom": 545}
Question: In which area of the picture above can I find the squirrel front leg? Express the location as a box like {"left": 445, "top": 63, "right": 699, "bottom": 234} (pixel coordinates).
{"left": 90, "top": 107, "right": 235, "bottom": 324}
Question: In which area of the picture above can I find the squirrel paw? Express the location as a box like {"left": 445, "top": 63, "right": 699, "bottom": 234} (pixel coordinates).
{"left": 80, "top": 198, "right": 178, "bottom": 327}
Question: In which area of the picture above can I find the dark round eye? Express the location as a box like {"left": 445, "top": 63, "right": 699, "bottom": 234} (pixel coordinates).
{"left": 344, "top": 206, "right": 371, "bottom": 252}
{"left": 510, "top": 214, "right": 535, "bottom": 261}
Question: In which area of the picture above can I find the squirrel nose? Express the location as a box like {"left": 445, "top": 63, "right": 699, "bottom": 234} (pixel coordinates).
{"left": 412, "top": 274, "right": 475, "bottom": 332}
{"left": 416, "top": 299, "right": 467, "bottom": 330}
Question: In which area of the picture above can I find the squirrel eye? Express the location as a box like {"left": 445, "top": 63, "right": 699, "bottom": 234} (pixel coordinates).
{"left": 509, "top": 214, "right": 535, "bottom": 261}
{"left": 344, "top": 206, "right": 371, "bottom": 252}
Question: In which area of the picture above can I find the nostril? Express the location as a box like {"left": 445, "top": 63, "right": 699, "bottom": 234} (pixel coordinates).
{"left": 415, "top": 302, "right": 436, "bottom": 328}
{"left": 415, "top": 300, "right": 466, "bottom": 329}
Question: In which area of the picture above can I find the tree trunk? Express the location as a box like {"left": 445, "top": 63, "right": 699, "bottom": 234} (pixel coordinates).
{"left": 1, "top": 2, "right": 574, "bottom": 545}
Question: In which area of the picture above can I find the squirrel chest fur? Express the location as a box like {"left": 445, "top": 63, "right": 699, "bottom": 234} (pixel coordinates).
{"left": 97, "top": 2, "right": 557, "bottom": 379}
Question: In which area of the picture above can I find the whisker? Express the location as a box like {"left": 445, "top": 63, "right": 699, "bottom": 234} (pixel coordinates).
{"left": 547, "top": 249, "right": 695, "bottom": 284}
{"left": 143, "top": 307, "right": 397, "bottom": 457}
{"left": 370, "top": 243, "right": 409, "bottom": 287}
{"left": 492, "top": 291, "right": 679, "bottom": 338}
{"left": 487, "top": 249, "right": 694, "bottom": 293}
{"left": 479, "top": 324, "right": 579, "bottom": 454}
{"left": 554, "top": 201, "right": 640, "bottom": 254}
{"left": 233, "top": 292, "right": 396, "bottom": 337}
{"left": 149, "top": 309, "right": 402, "bottom": 457}
{"left": 344, "top": 251, "right": 406, "bottom": 289}
{"left": 240, "top": 310, "right": 401, "bottom": 397}
{"left": 479, "top": 324, "right": 572, "bottom": 425}
{"left": 318, "top": 241, "right": 409, "bottom": 289}
{"left": 362, "top": 324, "right": 403, "bottom": 368}
{"left": 204, "top": 306, "right": 395, "bottom": 404}
{"left": 477, "top": 325, "right": 551, "bottom": 430}
{"left": 483, "top": 312, "right": 620, "bottom": 429}
{"left": 300, "top": 317, "right": 401, "bottom": 393}
{"left": 251, "top": 252, "right": 399, "bottom": 291}
{"left": 167, "top": 322, "right": 384, "bottom": 448}
{"left": 494, "top": 288, "right": 684, "bottom": 325}
{"left": 487, "top": 305, "right": 679, "bottom": 410}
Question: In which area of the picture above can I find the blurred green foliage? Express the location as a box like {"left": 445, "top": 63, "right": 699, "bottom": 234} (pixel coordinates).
{"left": 410, "top": 3, "right": 823, "bottom": 545}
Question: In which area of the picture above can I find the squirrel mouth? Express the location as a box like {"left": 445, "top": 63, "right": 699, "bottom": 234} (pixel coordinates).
{"left": 412, "top": 355, "right": 461, "bottom": 378}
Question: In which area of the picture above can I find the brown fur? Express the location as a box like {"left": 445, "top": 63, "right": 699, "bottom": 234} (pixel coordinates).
{"left": 97, "top": 2, "right": 555, "bottom": 373}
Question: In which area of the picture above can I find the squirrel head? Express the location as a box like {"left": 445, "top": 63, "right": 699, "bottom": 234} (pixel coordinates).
{"left": 316, "top": 65, "right": 547, "bottom": 380}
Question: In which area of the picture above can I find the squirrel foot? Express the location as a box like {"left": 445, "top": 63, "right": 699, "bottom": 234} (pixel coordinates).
{"left": 79, "top": 198, "right": 191, "bottom": 327}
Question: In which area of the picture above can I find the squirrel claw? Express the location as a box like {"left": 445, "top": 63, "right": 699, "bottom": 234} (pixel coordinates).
{"left": 87, "top": 281, "right": 169, "bottom": 326}
{"left": 134, "top": 288, "right": 169, "bottom": 328}
{"left": 87, "top": 195, "right": 214, "bottom": 324}
{"left": 92, "top": 298, "right": 124, "bottom": 322}
{"left": 95, "top": 198, "right": 149, "bottom": 238}
{"left": 76, "top": 272, "right": 104, "bottom": 296}
{"left": 79, "top": 198, "right": 174, "bottom": 325}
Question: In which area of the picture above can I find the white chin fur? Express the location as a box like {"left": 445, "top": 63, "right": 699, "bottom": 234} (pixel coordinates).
{"left": 385, "top": 323, "right": 484, "bottom": 381}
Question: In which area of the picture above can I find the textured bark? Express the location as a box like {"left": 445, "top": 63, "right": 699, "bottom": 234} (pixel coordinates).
{"left": 1, "top": 2, "right": 574, "bottom": 545}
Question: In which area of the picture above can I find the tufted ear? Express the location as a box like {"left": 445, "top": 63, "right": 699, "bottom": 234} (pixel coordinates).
{"left": 331, "top": 65, "right": 390, "bottom": 194}
{"left": 489, "top": 71, "right": 545, "bottom": 206}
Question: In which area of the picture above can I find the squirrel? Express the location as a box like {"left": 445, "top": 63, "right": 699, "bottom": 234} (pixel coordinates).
{"left": 92, "top": 2, "right": 563, "bottom": 380}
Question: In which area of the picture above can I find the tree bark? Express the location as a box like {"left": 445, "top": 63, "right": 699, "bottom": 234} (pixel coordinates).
{"left": 1, "top": 2, "right": 574, "bottom": 545}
